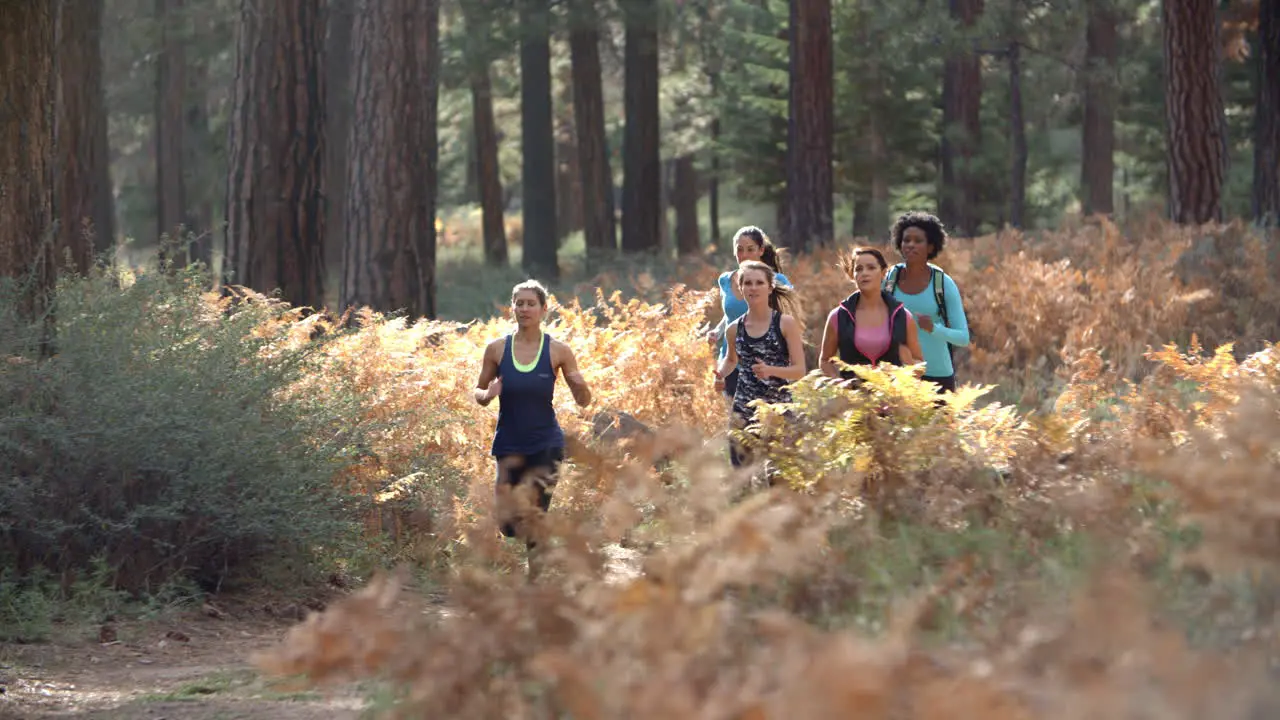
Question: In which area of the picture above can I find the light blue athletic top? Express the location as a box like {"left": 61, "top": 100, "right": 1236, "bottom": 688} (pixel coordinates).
{"left": 888, "top": 270, "right": 969, "bottom": 378}
{"left": 713, "top": 269, "right": 792, "bottom": 361}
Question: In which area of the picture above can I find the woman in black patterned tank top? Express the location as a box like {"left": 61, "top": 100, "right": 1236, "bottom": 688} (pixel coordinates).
{"left": 713, "top": 261, "right": 807, "bottom": 468}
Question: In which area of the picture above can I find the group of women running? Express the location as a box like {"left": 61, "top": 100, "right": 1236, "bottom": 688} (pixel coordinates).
{"left": 472, "top": 210, "right": 971, "bottom": 564}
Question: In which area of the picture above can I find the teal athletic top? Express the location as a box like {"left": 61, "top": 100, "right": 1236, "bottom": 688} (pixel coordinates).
{"left": 887, "top": 267, "right": 969, "bottom": 378}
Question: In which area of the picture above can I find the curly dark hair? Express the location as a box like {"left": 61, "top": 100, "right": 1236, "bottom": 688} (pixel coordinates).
{"left": 890, "top": 211, "right": 948, "bottom": 260}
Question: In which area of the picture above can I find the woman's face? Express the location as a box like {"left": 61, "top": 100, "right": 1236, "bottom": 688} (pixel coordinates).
{"left": 735, "top": 236, "right": 764, "bottom": 265}
{"left": 738, "top": 267, "right": 772, "bottom": 306}
{"left": 900, "top": 226, "right": 932, "bottom": 265}
{"left": 511, "top": 290, "right": 546, "bottom": 328}
{"left": 853, "top": 253, "right": 886, "bottom": 293}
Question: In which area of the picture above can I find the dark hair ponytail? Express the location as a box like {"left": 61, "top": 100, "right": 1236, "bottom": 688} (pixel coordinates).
{"left": 738, "top": 260, "right": 803, "bottom": 330}
{"left": 733, "top": 225, "right": 785, "bottom": 275}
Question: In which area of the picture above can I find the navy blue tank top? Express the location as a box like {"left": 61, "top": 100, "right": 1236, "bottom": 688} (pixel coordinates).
{"left": 490, "top": 331, "right": 564, "bottom": 457}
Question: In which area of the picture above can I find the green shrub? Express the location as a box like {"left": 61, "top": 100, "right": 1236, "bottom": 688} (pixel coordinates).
{"left": 0, "top": 266, "right": 368, "bottom": 594}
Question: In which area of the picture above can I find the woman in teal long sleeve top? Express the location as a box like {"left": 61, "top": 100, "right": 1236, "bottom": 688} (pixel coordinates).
{"left": 705, "top": 226, "right": 791, "bottom": 400}
{"left": 882, "top": 211, "right": 969, "bottom": 392}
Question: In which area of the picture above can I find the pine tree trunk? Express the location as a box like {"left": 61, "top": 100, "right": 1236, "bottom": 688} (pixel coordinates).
{"left": 1008, "top": 41, "right": 1027, "bottom": 229}
{"left": 940, "top": 0, "right": 984, "bottom": 237}
{"left": 471, "top": 61, "right": 508, "bottom": 267}
{"left": 156, "top": 0, "right": 188, "bottom": 264}
{"left": 0, "top": 0, "right": 57, "bottom": 324}
{"left": 1255, "top": 0, "right": 1280, "bottom": 225}
{"left": 674, "top": 154, "right": 700, "bottom": 256}
{"left": 554, "top": 73, "right": 583, "bottom": 244}
{"left": 569, "top": 0, "right": 617, "bottom": 268}
{"left": 519, "top": 0, "right": 559, "bottom": 279}
{"left": 785, "top": 0, "right": 834, "bottom": 252}
{"left": 341, "top": 0, "right": 440, "bottom": 318}
{"left": 183, "top": 46, "right": 213, "bottom": 267}
{"left": 56, "top": 0, "right": 114, "bottom": 273}
{"left": 324, "top": 0, "right": 354, "bottom": 289}
{"left": 621, "top": 0, "right": 661, "bottom": 254}
{"left": 1162, "top": 0, "right": 1225, "bottom": 225}
{"left": 224, "top": 0, "right": 327, "bottom": 309}
{"left": 1081, "top": 0, "right": 1118, "bottom": 216}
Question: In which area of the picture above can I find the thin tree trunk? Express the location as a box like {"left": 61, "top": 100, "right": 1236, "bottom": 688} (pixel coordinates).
{"left": 324, "top": 0, "right": 354, "bottom": 289}
{"left": 569, "top": 0, "right": 616, "bottom": 269}
{"left": 184, "top": 50, "right": 213, "bottom": 267}
{"left": 0, "top": 0, "right": 57, "bottom": 326}
{"left": 866, "top": 57, "right": 890, "bottom": 238}
{"left": 341, "top": 0, "right": 440, "bottom": 318}
{"left": 56, "top": 0, "right": 114, "bottom": 273}
{"left": 785, "top": 0, "right": 834, "bottom": 252}
{"left": 940, "top": 0, "right": 984, "bottom": 237}
{"left": 224, "top": 0, "right": 328, "bottom": 309}
{"left": 1162, "top": 0, "right": 1225, "bottom": 225}
{"left": 156, "top": 0, "right": 188, "bottom": 264}
{"left": 519, "top": 0, "right": 559, "bottom": 279}
{"left": 554, "top": 71, "right": 583, "bottom": 244}
{"left": 1081, "top": 0, "right": 1118, "bottom": 216}
{"left": 1255, "top": 0, "right": 1280, "bottom": 225}
{"left": 621, "top": 0, "right": 661, "bottom": 254}
{"left": 471, "top": 58, "right": 509, "bottom": 266}
{"left": 674, "top": 154, "right": 700, "bottom": 256}
{"left": 1008, "top": 40, "right": 1027, "bottom": 229}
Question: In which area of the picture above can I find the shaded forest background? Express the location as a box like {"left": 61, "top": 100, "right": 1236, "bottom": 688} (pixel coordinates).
{"left": 1, "top": 0, "right": 1276, "bottom": 325}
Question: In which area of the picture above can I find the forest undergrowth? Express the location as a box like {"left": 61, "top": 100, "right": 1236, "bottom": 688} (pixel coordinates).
{"left": 5, "top": 218, "right": 1280, "bottom": 717}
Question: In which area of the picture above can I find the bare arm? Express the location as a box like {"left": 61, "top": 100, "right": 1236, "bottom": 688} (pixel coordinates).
{"left": 554, "top": 341, "right": 592, "bottom": 407}
{"left": 715, "top": 324, "right": 739, "bottom": 380}
{"left": 757, "top": 314, "right": 807, "bottom": 381}
{"left": 473, "top": 341, "right": 502, "bottom": 406}
{"left": 819, "top": 310, "right": 841, "bottom": 378}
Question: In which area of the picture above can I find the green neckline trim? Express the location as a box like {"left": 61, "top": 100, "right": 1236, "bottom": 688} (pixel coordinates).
{"left": 511, "top": 331, "right": 545, "bottom": 373}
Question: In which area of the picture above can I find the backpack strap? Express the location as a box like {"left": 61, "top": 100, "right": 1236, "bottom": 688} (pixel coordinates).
{"left": 930, "top": 265, "right": 949, "bottom": 328}
{"left": 883, "top": 264, "right": 904, "bottom": 293}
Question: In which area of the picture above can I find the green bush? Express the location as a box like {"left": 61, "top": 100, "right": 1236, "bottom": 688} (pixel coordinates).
{"left": 0, "top": 266, "right": 368, "bottom": 594}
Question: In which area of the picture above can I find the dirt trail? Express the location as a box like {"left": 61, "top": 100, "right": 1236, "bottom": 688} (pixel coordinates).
{"left": 0, "top": 545, "right": 646, "bottom": 719}
{"left": 0, "top": 607, "right": 364, "bottom": 720}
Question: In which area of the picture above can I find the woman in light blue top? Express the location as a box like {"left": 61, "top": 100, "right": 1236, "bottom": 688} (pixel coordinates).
{"left": 705, "top": 226, "right": 792, "bottom": 400}
{"left": 881, "top": 211, "right": 969, "bottom": 392}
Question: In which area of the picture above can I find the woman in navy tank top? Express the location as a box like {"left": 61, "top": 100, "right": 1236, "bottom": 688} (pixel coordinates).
{"left": 818, "top": 247, "right": 923, "bottom": 382}
{"left": 473, "top": 280, "right": 592, "bottom": 562}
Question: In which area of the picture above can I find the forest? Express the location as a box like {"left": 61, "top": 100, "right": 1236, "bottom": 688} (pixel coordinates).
{"left": 1, "top": 0, "right": 1279, "bottom": 718}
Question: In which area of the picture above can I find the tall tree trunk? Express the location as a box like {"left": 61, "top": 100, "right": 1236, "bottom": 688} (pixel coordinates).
{"left": 1162, "top": 0, "right": 1225, "bottom": 225}
{"left": 621, "top": 0, "right": 661, "bottom": 254}
{"left": 519, "top": 0, "right": 559, "bottom": 279}
{"left": 785, "top": 0, "right": 834, "bottom": 252}
{"left": 460, "top": 0, "right": 507, "bottom": 267}
{"left": 866, "top": 55, "right": 890, "bottom": 238}
{"left": 0, "top": 1, "right": 57, "bottom": 327}
{"left": 1255, "top": 0, "right": 1280, "bottom": 225}
{"left": 708, "top": 113, "right": 721, "bottom": 245}
{"left": 156, "top": 0, "right": 189, "bottom": 265}
{"left": 183, "top": 49, "right": 213, "bottom": 267}
{"left": 341, "top": 0, "right": 440, "bottom": 318}
{"left": 224, "top": 0, "right": 327, "bottom": 309}
{"left": 940, "top": 0, "right": 984, "bottom": 237}
{"left": 56, "top": 0, "right": 114, "bottom": 273}
{"left": 1081, "top": 0, "right": 1118, "bottom": 216}
{"left": 324, "top": 0, "right": 354, "bottom": 290}
{"left": 554, "top": 70, "right": 583, "bottom": 244}
{"left": 1008, "top": 41, "right": 1027, "bottom": 229}
{"left": 674, "top": 154, "right": 700, "bottom": 256}
{"left": 569, "top": 0, "right": 616, "bottom": 269}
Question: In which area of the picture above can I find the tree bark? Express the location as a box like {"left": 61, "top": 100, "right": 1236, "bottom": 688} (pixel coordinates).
{"left": 1162, "top": 0, "right": 1226, "bottom": 225}
{"left": 519, "top": 0, "right": 559, "bottom": 279}
{"left": 621, "top": 0, "right": 661, "bottom": 254}
{"left": 1081, "top": 0, "right": 1118, "bottom": 216}
{"left": 1255, "top": 0, "right": 1280, "bottom": 225}
{"left": 569, "top": 0, "right": 617, "bottom": 268}
{"left": 224, "top": 0, "right": 328, "bottom": 309}
{"left": 156, "top": 0, "right": 189, "bottom": 265}
{"left": 674, "top": 154, "right": 700, "bottom": 256}
{"left": 554, "top": 70, "right": 583, "bottom": 244}
{"left": 324, "top": 0, "right": 354, "bottom": 286}
{"left": 1008, "top": 40, "right": 1027, "bottom": 229}
{"left": 341, "top": 0, "right": 440, "bottom": 318}
{"left": 462, "top": 1, "right": 509, "bottom": 267}
{"left": 0, "top": 0, "right": 57, "bottom": 323}
{"left": 785, "top": 0, "right": 834, "bottom": 252}
{"left": 56, "top": 0, "right": 114, "bottom": 273}
{"left": 183, "top": 43, "right": 213, "bottom": 268}
{"left": 940, "top": 0, "right": 984, "bottom": 237}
